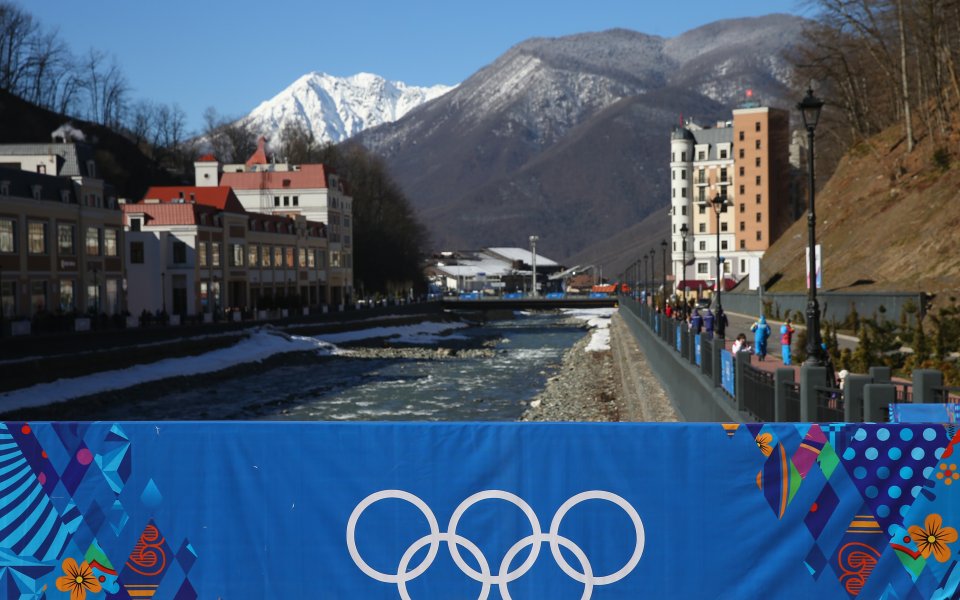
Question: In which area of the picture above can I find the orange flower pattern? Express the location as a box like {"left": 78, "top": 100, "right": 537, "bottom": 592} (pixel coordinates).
{"left": 756, "top": 432, "right": 773, "bottom": 457}
{"left": 936, "top": 463, "right": 960, "bottom": 486}
{"left": 908, "top": 514, "right": 958, "bottom": 563}
{"left": 55, "top": 557, "right": 102, "bottom": 600}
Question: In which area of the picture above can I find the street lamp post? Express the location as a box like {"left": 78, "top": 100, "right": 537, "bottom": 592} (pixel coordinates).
{"left": 642, "top": 254, "right": 648, "bottom": 305}
{"left": 660, "top": 239, "right": 668, "bottom": 314}
{"left": 680, "top": 223, "right": 689, "bottom": 319}
{"left": 648, "top": 248, "right": 655, "bottom": 308}
{"left": 799, "top": 88, "right": 826, "bottom": 366}
{"left": 529, "top": 235, "right": 539, "bottom": 298}
{"left": 711, "top": 193, "right": 728, "bottom": 338}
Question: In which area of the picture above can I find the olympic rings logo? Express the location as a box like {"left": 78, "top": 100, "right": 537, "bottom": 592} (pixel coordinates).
{"left": 346, "top": 489, "right": 645, "bottom": 599}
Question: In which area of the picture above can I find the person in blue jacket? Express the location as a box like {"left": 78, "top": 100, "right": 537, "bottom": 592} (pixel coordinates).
{"left": 750, "top": 315, "right": 772, "bottom": 360}
{"left": 703, "top": 308, "right": 715, "bottom": 336}
{"left": 689, "top": 309, "right": 702, "bottom": 334}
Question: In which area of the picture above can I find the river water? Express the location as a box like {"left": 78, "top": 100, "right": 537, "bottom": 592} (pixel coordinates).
{"left": 90, "top": 312, "right": 587, "bottom": 421}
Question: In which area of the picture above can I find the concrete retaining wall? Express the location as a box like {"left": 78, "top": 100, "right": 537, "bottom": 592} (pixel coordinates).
{"left": 720, "top": 291, "right": 925, "bottom": 324}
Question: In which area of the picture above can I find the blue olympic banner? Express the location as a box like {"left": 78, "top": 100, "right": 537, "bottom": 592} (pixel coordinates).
{"left": 695, "top": 334, "right": 702, "bottom": 365}
{"left": 2, "top": 421, "right": 960, "bottom": 599}
{"left": 675, "top": 325, "right": 682, "bottom": 352}
{"left": 721, "top": 349, "right": 735, "bottom": 396}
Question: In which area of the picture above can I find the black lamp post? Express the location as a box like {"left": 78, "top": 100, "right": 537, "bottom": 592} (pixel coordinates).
{"left": 799, "top": 87, "right": 825, "bottom": 365}
{"left": 642, "top": 254, "right": 648, "bottom": 303}
{"left": 648, "top": 248, "right": 656, "bottom": 307}
{"left": 660, "top": 239, "right": 668, "bottom": 314}
{"left": 0, "top": 264, "right": 4, "bottom": 337}
{"left": 679, "top": 223, "right": 689, "bottom": 318}
{"left": 711, "top": 193, "right": 728, "bottom": 338}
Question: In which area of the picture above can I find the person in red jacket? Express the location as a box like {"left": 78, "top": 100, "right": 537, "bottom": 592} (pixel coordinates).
{"left": 780, "top": 318, "right": 796, "bottom": 365}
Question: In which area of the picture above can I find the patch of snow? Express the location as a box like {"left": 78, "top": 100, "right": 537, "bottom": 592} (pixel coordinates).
{"left": 585, "top": 328, "right": 611, "bottom": 352}
{"left": 315, "top": 321, "right": 468, "bottom": 345}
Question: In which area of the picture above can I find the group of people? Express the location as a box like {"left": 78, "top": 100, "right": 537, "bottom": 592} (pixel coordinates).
{"left": 686, "top": 306, "right": 727, "bottom": 338}
{"left": 743, "top": 316, "right": 796, "bottom": 363}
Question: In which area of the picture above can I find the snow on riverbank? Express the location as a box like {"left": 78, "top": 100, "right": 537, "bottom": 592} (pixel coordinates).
{"left": 563, "top": 307, "right": 615, "bottom": 352}
{"left": 0, "top": 321, "right": 470, "bottom": 412}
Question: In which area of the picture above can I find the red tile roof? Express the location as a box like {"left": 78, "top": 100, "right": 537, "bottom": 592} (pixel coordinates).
{"left": 141, "top": 186, "right": 245, "bottom": 213}
{"left": 121, "top": 203, "right": 217, "bottom": 226}
{"left": 197, "top": 154, "right": 217, "bottom": 162}
{"left": 245, "top": 137, "right": 269, "bottom": 167}
{"left": 219, "top": 164, "right": 328, "bottom": 190}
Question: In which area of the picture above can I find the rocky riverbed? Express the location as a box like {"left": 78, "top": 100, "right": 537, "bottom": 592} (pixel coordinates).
{"left": 521, "top": 312, "right": 679, "bottom": 422}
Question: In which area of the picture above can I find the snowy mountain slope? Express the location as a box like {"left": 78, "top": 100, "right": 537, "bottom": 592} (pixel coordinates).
{"left": 241, "top": 72, "right": 453, "bottom": 146}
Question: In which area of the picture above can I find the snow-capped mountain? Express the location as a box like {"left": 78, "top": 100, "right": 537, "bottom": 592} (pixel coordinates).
{"left": 242, "top": 72, "right": 454, "bottom": 146}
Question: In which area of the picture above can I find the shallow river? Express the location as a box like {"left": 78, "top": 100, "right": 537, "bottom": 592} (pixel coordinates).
{"left": 92, "top": 312, "right": 586, "bottom": 421}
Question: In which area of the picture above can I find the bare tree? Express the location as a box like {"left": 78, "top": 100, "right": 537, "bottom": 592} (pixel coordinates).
{"left": 0, "top": 2, "right": 37, "bottom": 94}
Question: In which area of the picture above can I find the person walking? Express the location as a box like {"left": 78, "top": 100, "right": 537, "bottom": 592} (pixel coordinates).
{"left": 690, "top": 308, "right": 702, "bottom": 334}
{"left": 750, "top": 315, "right": 772, "bottom": 361}
{"left": 703, "top": 308, "right": 715, "bottom": 337}
{"left": 780, "top": 318, "right": 796, "bottom": 365}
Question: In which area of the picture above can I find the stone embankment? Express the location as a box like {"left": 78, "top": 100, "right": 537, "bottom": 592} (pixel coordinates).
{"left": 521, "top": 312, "right": 679, "bottom": 423}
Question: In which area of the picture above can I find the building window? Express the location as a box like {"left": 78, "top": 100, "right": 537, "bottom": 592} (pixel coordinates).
{"left": 698, "top": 241, "right": 706, "bottom": 251}
{"left": 755, "top": 175, "right": 761, "bottom": 185}
{"left": 130, "top": 241, "right": 144, "bottom": 264}
{"left": 681, "top": 188, "right": 687, "bottom": 198}
{"left": 721, "top": 222, "right": 728, "bottom": 232}
{"left": 283, "top": 196, "right": 290, "bottom": 207}
{"left": 739, "top": 203, "right": 745, "bottom": 212}
{"left": 739, "top": 185, "right": 745, "bottom": 195}
{"left": 755, "top": 121, "right": 761, "bottom": 131}
{"left": 672, "top": 188, "right": 675, "bottom": 198}
{"left": 672, "top": 241, "right": 676, "bottom": 251}
{"left": 720, "top": 168, "right": 727, "bottom": 182}
{"left": 293, "top": 196, "right": 299, "bottom": 206}
{"left": 248, "top": 245, "right": 258, "bottom": 267}
{"left": 198, "top": 241, "right": 208, "bottom": 267}
{"left": 0, "top": 280, "right": 14, "bottom": 315}
{"left": 299, "top": 247, "right": 307, "bottom": 268}
{"left": 719, "top": 149, "right": 727, "bottom": 159}
{"left": 698, "top": 223, "right": 706, "bottom": 233}
{"left": 698, "top": 205, "right": 706, "bottom": 215}
{"left": 330, "top": 251, "right": 341, "bottom": 268}
{"left": 755, "top": 157, "right": 761, "bottom": 167}
{"left": 681, "top": 169, "right": 686, "bottom": 180}
{"left": 104, "top": 228, "right": 118, "bottom": 257}
{"left": 698, "top": 188, "right": 705, "bottom": 202}
{"left": 740, "top": 240, "right": 746, "bottom": 249}
{"left": 59, "top": 279, "right": 75, "bottom": 311}
{"left": 274, "top": 246, "right": 283, "bottom": 267}
{"left": 261, "top": 246, "right": 271, "bottom": 267}
{"left": 58, "top": 223, "right": 75, "bottom": 255}
{"left": 173, "top": 241, "right": 187, "bottom": 264}
{"left": 681, "top": 206, "right": 687, "bottom": 216}
{"left": 755, "top": 140, "right": 761, "bottom": 149}
{"left": 129, "top": 218, "right": 142, "bottom": 231}
{"left": 680, "top": 152, "right": 686, "bottom": 161}
{"left": 721, "top": 240, "right": 728, "bottom": 250}
{"left": 756, "top": 194, "right": 762, "bottom": 204}
{"left": 740, "top": 259, "right": 746, "bottom": 271}
{"left": 756, "top": 212, "right": 762, "bottom": 222}
{"left": 274, "top": 196, "right": 280, "bottom": 207}
{"left": 28, "top": 222, "right": 47, "bottom": 254}
{"left": 211, "top": 242, "right": 221, "bottom": 267}
{"left": 738, "top": 131, "right": 744, "bottom": 141}
{"left": 698, "top": 262, "right": 708, "bottom": 274}
{"left": 697, "top": 151, "right": 705, "bottom": 160}
{"left": 738, "top": 167, "right": 744, "bottom": 177}
{"left": 756, "top": 231, "right": 762, "bottom": 241}
{"left": 285, "top": 247, "right": 294, "bottom": 268}
{"left": 0, "top": 219, "right": 15, "bottom": 253}
{"left": 231, "top": 244, "right": 244, "bottom": 267}
{"left": 740, "top": 221, "right": 745, "bottom": 231}
{"left": 31, "top": 280, "right": 46, "bottom": 313}
{"left": 697, "top": 168, "right": 704, "bottom": 183}
{"left": 85, "top": 227, "right": 100, "bottom": 256}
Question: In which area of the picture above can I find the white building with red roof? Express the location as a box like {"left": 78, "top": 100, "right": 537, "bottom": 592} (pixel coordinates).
{"left": 197, "top": 138, "right": 353, "bottom": 305}
{"left": 122, "top": 184, "right": 329, "bottom": 318}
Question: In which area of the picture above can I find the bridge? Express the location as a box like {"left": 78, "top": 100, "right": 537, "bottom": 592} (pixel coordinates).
{"left": 439, "top": 296, "right": 618, "bottom": 311}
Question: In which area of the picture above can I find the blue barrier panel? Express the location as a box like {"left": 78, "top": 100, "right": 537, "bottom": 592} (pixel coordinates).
{"left": 675, "top": 325, "right": 682, "bottom": 352}
{"left": 545, "top": 292, "right": 566, "bottom": 299}
{"left": 721, "top": 349, "right": 735, "bottom": 396}
{"left": 695, "top": 334, "right": 702, "bottom": 366}
{"left": 890, "top": 403, "right": 960, "bottom": 423}
{"left": 2, "top": 421, "right": 959, "bottom": 598}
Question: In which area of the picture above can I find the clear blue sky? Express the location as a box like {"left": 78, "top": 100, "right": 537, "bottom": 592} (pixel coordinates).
{"left": 27, "top": 0, "right": 806, "bottom": 134}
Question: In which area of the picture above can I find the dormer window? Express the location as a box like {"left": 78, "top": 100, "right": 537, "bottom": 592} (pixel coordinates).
{"left": 129, "top": 217, "right": 142, "bottom": 231}
{"left": 31, "top": 185, "right": 42, "bottom": 200}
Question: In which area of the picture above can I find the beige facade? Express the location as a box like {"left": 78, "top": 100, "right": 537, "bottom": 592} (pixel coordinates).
{"left": 670, "top": 104, "right": 791, "bottom": 293}
{"left": 0, "top": 163, "right": 123, "bottom": 323}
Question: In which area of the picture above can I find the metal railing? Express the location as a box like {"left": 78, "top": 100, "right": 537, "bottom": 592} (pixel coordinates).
{"left": 933, "top": 386, "right": 960, "bottom": 403}
{"left": 816, "top": 386, "right": 845, "bottom": 422}
{"left": 783, "top": 381, "right": 801, "bottom": 422}
{"left": 701, "top": 338, "right": 713, "bottom": 379}
{"left": 742, "top": 364, "right": 776, "bottom": 422}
